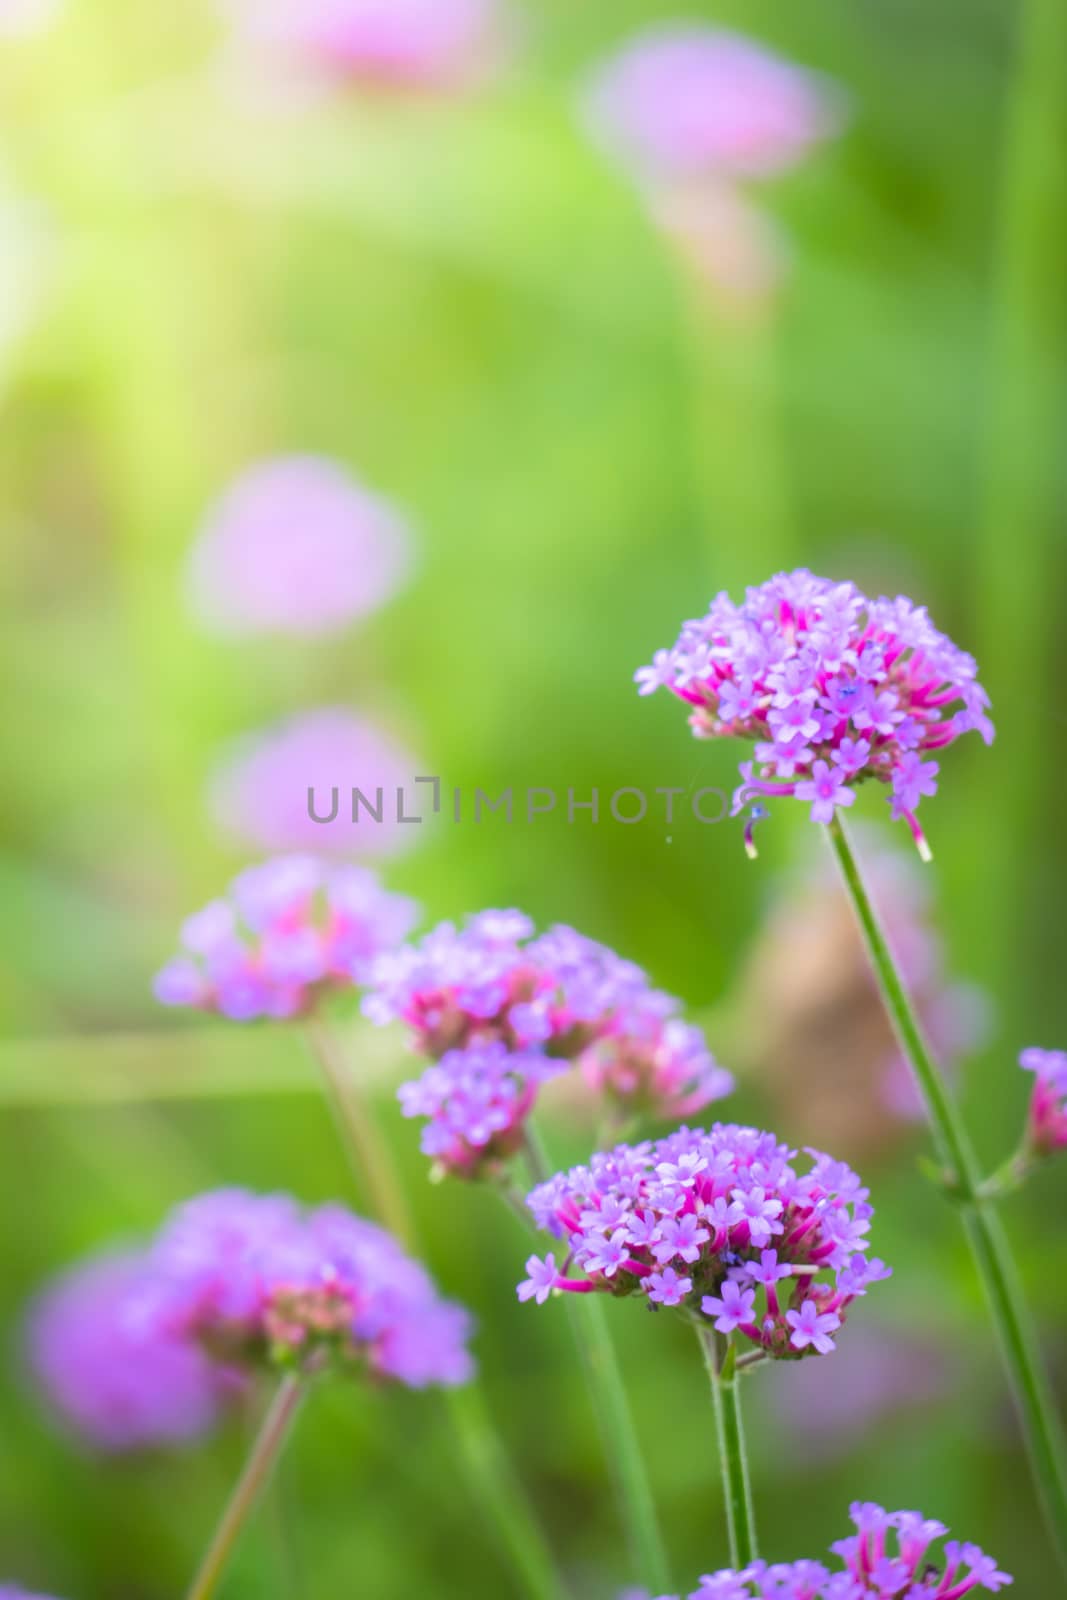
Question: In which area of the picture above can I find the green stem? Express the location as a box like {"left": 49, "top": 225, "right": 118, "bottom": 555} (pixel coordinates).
{"left": 441, "top": 1385, "right": 567, "bottom": 1600}
{"left": 524, "top": 1125, "right": 672, "bottom": 1595}
{"left": 305, "top": 1023, "right": 565, "bottom": 1600}
{"left": 697, "top": 1332, "right": 757, "bottom": 1568}
{"left": 186, "top": 1375, "right": 306, "bottom": 1600}
{"left": 681, "top": 272, "right": 793, "bottom": 591}
{"left": 827, "top": 815, "right": 1067, "bottom": 1573}
{"left": 979, "top": 1150, "right": 1034, "bottom": 1203}
{"left": 305, "top": 1018, "right": 416, "bottom": 1249}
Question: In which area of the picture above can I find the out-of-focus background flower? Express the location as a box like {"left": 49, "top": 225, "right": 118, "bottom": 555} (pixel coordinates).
{"left": 0, "top": 0, "right": 1065, "bottom": 1595}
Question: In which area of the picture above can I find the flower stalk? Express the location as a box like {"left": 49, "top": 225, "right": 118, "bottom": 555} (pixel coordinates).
{"left": 524, "top": 1123, "right": 672, "bottom": 1596}
{"left": 304, "top": 1020, "right": 566, "bottom": 1600}
{"left": 305, "top": 1017, "right": 415, "bottom": 1248}
{"left": 827, "top": 813, "right": 1067, "bottom": 1573}
{"left": 186, "top": 1373, "right": 306, "bottom": 1600}
{"left": 697, "top": 1330, "right": 758, "bottom": 1569}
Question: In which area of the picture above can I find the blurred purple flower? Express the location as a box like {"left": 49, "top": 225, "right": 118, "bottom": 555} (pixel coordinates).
{"left": 136, "top": 1188, "right": 474, "bottom": 1386}
{"left": 28, "top": 1253, "right": 235, "bottom": 1452}
{"left": 584, "top": 26, "right": 841, "bottom": 185}
{"left": 209, "top": 708, "right": 420, "bottom": 856}
{"left": 636, "top": 570, "right": 994, "bottom": 858}
{"left": 765, "top": 1322, "right": 953, "bottom": 1462}
{"left": 153, "top": 854, "right": 418, "bottom": 1021}
{"left": 522, "top": 1125, "right": 888, "bottom": 1362}
{"left": 221, "top": 0, "right": 513, "bottom": 93}
{"left": 365, "top": 910, "right": 731, "bottom": 1174}
{"left": 399, "top": 1039, "right": 567, "bottom": 1180}
{"left": 581, "top": 27, "right": 841, "bottom": 313}
{"left": 0, "top": 1590, "right": 68, "bottom": 1600}
{"left": 186, "top": 456, "right": 413, "bottom": 639}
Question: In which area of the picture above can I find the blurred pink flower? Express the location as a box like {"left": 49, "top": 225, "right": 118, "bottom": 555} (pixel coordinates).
{"left": 763, "top": 1322, "right": 954, "bottom": 1461}
{"left": 28, "top": 1253, "right": 236, "bottom": 1452}
{"left": 582, "top": 27, "right": 843, "bottom": 314}
{"left": 583, "top": 26, "right": 842, "bottom": 185}
{"left": 209, "top": 709, "right": 422, "bottom": 857}
{"left": 186, "top": 456, "right": 413, "bottom": 639}
{"left": 221, "top": 0, "right": 512, "bottom": 92}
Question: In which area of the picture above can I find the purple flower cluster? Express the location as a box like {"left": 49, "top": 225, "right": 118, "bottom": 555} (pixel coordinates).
{"left": 223, "top": 0, "right": 512, "bottom": 93}
{"left": 136, "top": 1189, "right": 473, "bottom": 1387}
{"left": 581, "top": 29, "right": 841, "bottom": 311}
{"left": 28, "top": 1253, "right": 237, "bottom": 1452}
{"left": 365, "top": 911, "right": 731, "bottom": 1176}
{"left": 153, "top": 854, "right": 418, "bottom": 1021}
{"left": 1019, "top": 1046, "right": 1067, "bottom": 1157}
{"left": 186, "top": 456, "right": 413, "bottom": 639}
{"left": 209, "top": 709, "right": 420, "bottom": 857}
{"left": 636, "top": 570, "right": 994, "bottom": 856}
{"left": 584, "top": 27, "right": 840, "bottom": 185}
{"left": 520, "top": 1125, "right": 888, "bottom": 1360}
{"left": 647, "top": 1501, "right": 1011, "bottom": 1596}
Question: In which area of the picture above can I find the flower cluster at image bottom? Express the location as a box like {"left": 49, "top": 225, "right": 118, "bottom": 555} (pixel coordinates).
{"left": 636, "top": 569, "right": 993, "bottom": 854}
{"left": 154, "top": 855, "right": 418, "bottom": 1021}
{"left": 520, "top": 1125, "right": 888, "bottom": 1358}
{"left": 364, "top": 910, "right": 732, "bottom": 1175}
{"left": 631, "top": 1500, "right": 1011, "bottom": 1596}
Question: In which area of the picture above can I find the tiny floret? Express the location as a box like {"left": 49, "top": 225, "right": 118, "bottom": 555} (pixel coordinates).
{"left": 636, "top": 569, "right": 993, "bottom": 857}
{"left": 520, "top": 1125, "right": 886, "bottom": 1362}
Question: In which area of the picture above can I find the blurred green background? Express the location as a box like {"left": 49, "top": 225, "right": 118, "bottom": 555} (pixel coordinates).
{"left": 1, "top": 0, "right": 1066, "bottom": 1594}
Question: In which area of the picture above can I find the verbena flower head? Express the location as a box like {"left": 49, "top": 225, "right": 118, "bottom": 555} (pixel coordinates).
{"left": 222, "top": 0, "right": 512, "bottom": 93}
{"left": 636, "top": 569, "right": 994, "bottom": 858}
{"left": 27, "top": 1252, "right": 235, "bottom": 1452}
{"left": 153, "top": 855, "right": 417, "bottom": 1021}
{"left": 520, "top": 1124, "right": 887, "bottom": 1360}
{"left": 650, "top": 1501, "right": 1010, "bottom": 1596}
{"left": 583, "top": 27, "right": 841, "bottom": 184}
{"left": 209, "top": 708, "right": 419, "bottom": 856}
{"left": 186, "top": 456, "right": 412, "bottom": 638}
{"left": 1019, "top": 1046, "right": 1067, "bottom": 1157}
{"left": 136, "top": 1189, "right": 473, "bottom": 1387}
{"left": 365, "top": 910, "right": 731, "bottom": 1175}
